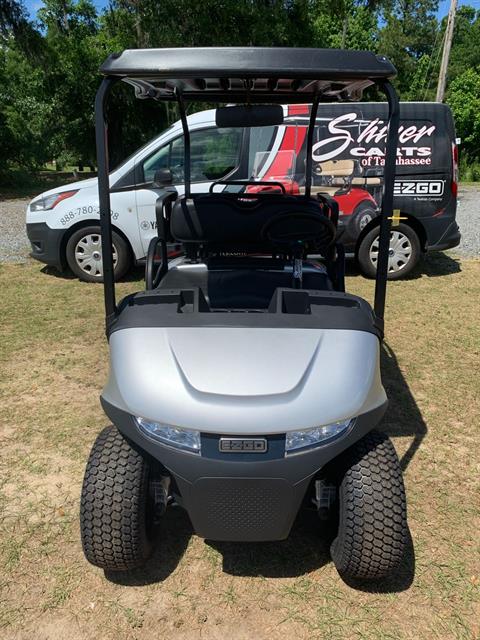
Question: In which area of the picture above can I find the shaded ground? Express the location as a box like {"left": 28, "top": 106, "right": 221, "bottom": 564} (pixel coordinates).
{"left": 0, "top": 255, "right": 479, "bottom": 639}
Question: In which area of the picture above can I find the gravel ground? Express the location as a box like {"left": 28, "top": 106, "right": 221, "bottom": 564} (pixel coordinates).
{"left": 0, "top": 198, "right": 31, "bottom": 263}
{"left": 455, "top": 185, "right": 480, "bottom": 256}
{"left": 1, "top": 186, "right": 479, "bottom": 263}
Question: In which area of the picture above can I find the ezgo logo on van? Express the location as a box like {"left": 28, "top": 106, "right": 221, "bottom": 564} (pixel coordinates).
{"left": 394, "top": 180, "right": 445, "bottom": 197}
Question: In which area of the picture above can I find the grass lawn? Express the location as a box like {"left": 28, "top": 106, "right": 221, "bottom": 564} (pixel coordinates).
{"left": 0, "top": 254, "right": 479, "bottom": 640}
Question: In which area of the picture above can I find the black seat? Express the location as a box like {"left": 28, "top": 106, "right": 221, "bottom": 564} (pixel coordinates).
{"left": 170, "top": 192, "right": 335, "bottom": 250}
{"left": 161, "top": 192, "right": 335, "bottom": 309}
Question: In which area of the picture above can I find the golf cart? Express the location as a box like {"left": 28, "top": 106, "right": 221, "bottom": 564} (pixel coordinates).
{"left": 313, "top": 158, "right": 379, "bottom": 231}
{"left": 80, "top": 47, "right": 408, "bottom": 582}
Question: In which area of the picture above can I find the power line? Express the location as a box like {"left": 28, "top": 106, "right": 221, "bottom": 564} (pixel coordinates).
{"left": 419, "top": 26, "right": 442, "bottom": 99}
{"left": 436, "top": 0, "right": 458, "bottom": 102}
{"left": 424, "top": 27, "right": 447, "bottom": 100}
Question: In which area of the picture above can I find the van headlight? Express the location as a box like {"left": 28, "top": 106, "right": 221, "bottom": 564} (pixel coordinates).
{"left": 136, "top": 417, "right": 201, "bottom": 454}
{"left": 285, "top": 419, "right": 354, "bottom": 453}
{"left": 30, "top": 190, "right": 78, "bottom": 211}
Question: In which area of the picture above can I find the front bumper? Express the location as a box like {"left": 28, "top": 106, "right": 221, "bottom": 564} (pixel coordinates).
{"left": 26, "top": 222, "right": 65, "bottom": 270}
{"left": 102, "top": 398, "right": 387, "bottom": 542}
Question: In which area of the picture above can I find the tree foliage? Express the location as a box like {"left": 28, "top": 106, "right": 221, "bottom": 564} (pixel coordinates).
{"left": 1, "top": 0, "right": 480, "bottom": 176}
{"left": 447, "top": 68, "right": 480, "bottom": 158}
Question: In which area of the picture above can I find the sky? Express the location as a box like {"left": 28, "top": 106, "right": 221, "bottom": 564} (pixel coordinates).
{"left": 438, "top": 0, "right": 480, "bottom": 15}
{"left": 24, "top": 0, "right": 109, "bottom": 18}
{"left": 23, "top": 0, "right": 478, "bottom": 21}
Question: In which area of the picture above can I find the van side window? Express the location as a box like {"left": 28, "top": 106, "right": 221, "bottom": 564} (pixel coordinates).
{"left": 142, "top": 127, "right": 242, "bottom": 184}
{"left": 142, "top": 144, "right": 170, "bottom": 182}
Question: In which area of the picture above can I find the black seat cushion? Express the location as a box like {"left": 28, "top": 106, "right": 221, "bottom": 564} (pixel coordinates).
{"left": 170, "top": 192, "right": 332, "bottom": 251}
{"left": 159, "top": 263, "right": 332, "bottom": 309}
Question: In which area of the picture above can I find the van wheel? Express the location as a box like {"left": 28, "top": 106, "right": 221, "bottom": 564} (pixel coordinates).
{"left": 66, "top": 226, "right": 131, "bottom": 283}
{"left": 357, "top": 222, "right": 420, "bottom": 280}
{"left": 80, "top": 426, "right": 155, "bottom": 571}
{"left": 330, "top": 430, "right": 408, "bottom": 581}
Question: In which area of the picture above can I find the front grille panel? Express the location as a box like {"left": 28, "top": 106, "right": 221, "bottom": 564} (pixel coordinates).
{"left": 187, "top": 477, "right": 295, "bottom": 541}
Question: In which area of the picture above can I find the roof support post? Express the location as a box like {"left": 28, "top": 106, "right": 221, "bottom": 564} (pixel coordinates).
{"left": 373, "top": 80, "right": 400, "bottom": 334}
{"left": 305, "top": 93, "right": 320, "bottom": 199}
{"left": 176, "top": 90, "right": 191, "bottom": 198}
{"left": 95, "top": 76, "right": 119, "bottom": 332}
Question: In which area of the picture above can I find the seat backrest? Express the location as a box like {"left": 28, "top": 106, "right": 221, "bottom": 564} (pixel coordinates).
{"left": 315, "top": 159, "right": 355, "bottom": 177}
{"left": 170, "top": 192, "right": 331, "bottom": 251}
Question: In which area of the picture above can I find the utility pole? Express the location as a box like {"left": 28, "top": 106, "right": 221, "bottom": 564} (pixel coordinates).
{"left": 436, "top": 0, "right": 458, "bottom": 102}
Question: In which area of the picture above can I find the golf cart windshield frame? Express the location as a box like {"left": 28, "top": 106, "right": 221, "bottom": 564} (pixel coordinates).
{"left": 95, "top": 47, "right": 399, "bottom": 335}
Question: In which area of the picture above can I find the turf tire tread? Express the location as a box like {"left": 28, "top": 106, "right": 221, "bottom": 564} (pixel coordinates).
{"left": 330, "top": 430, "right": 408, "bottom": 580}
{"left": 80, "top": 426, "right": 152, "bottom": 571}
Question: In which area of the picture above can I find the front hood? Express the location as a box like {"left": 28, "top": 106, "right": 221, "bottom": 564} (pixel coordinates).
{"left": 168, "top": 329, "right": 320, "bottom": 396}
{"left": 30, "top": 176, "right": 98, "bottom": 201}
{"left": 103, "top": 327, "right": 386, "bottom": 434}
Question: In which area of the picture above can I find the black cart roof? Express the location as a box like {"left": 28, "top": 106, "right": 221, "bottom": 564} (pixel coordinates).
{"left": 100, "top": 47, "right": 396, "bottom": 103}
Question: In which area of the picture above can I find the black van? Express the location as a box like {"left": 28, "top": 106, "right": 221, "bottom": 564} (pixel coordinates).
{"left": 251, "top": 102, "right": 461, "bottom": 278}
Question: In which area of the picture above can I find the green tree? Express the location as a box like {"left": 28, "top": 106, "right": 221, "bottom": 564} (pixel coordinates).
{"left": 448, "top": 6, "right": 480, "bottom": 84}
{"left": 0, "top": 49, "right": 16, "bottom": 173}
{"left": 105, "top": 0, "right": 317, "bottom": 49}
{"left": 377, "top": 0, "right": 439, "bottom": 96}
{"left": 1, "top": 47, "right": 57, "bottom": 169}
{"left": 0, "top": 2, "right": 52, "bottom": 173}
{"left": 310, "top": 1, "right": 382, "bottom": 50}
{"left": 447, "top": 67, "right": 480, "bottom": 159}
{"left": 98, "top": 0, "right": 321, "bottom": 165}
{"left": 0, "top": 0, "right": 42, "bottom": 53}
{"left": 3, "top": 0, "right": 480, "bottom": 176}
{"left": 36, "top": 0, "right": 105, "bottom": 167}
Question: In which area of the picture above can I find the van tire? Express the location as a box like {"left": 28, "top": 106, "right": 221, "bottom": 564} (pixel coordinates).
{"left": 80, "top": 426, "right": 155, "bottom": 571}
{"left": 351, "top": 202, "right": 376, "bottom": 236}
{"left": 357, "top": 222, "right": 420, "bottom": 280}
{"left": 66, "top": 225, "right": 131, "bottom": 283}
{"left": 330, "top": 430, "right": 408, "bottom": 581}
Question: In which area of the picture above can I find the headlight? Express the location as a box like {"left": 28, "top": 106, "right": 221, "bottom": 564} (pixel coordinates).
{"left": 30, "top": 190, "right": 78, "bottom": 211}
{"left": 136, "top": 417, "right": 201, "bottom": 454}
{"left": 285, "top": 419, "right": 354, "bottom": 453}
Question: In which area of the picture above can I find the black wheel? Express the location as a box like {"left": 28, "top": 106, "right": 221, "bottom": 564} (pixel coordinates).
{"left": 80, "top": 426, "right": 155, "bottom": 571}
{"left": 65, "top": 225, "right": 131, "bottom": 282}
{"left": 357, "top": 222, "right": 421, "bottom": 280}
{"left": 330, "top": 430, "right": 408, "bottom": 581}
{"left": 351, "top": 201, "right": 376, "bottom": 237}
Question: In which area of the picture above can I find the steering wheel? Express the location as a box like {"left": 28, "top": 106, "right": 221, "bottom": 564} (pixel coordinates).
{"left": 261, "top": 211, "right": 336, "bottom": 253}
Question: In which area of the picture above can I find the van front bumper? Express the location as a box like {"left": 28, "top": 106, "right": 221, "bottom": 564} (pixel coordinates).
{"left": 102, "top": 398, "right": 387, "bottom": 542}
{"left": 26, "top": 222, "right": 65, "bottom": 270}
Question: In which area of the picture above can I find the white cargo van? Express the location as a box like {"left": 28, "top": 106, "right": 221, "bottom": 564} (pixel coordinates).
{"left": 26, "top": 102, "right": 460, "bottom": 281}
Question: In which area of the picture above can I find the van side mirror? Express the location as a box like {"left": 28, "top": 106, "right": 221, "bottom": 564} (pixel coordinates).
{"left": 153, "top": 168, "right": 173, "bottom": 187}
